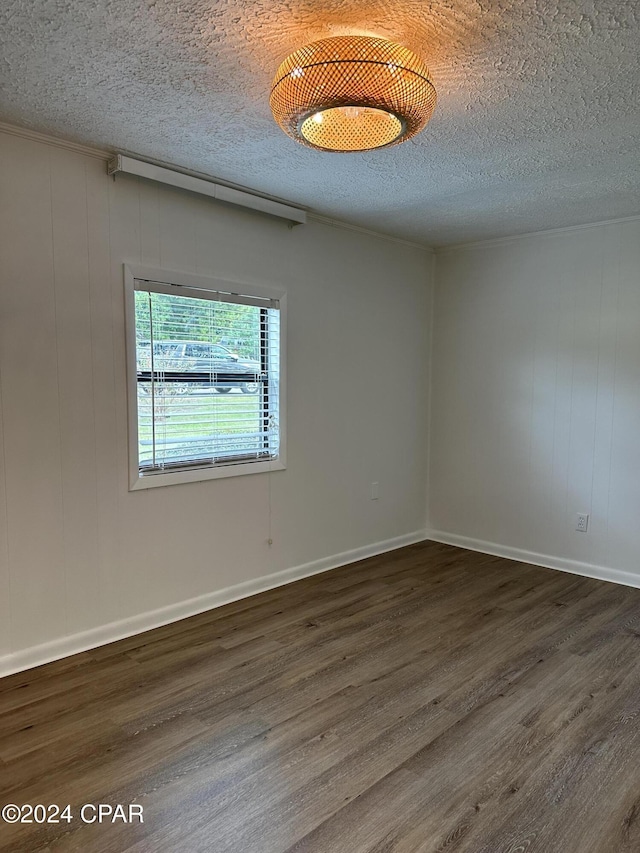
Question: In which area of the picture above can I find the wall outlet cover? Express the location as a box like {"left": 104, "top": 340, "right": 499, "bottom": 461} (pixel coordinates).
{"left": 576, "top": 513, "right": 589, "bottom": 532}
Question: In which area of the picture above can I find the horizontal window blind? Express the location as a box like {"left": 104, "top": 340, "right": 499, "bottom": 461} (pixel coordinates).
{"left": 134, "top": 279, "right": 280, "bottom": 474}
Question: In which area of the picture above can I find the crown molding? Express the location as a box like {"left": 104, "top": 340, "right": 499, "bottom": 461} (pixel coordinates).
{"left": 2, "top": 121, "right": 637, "bottom": 256}
{"left": 0, "top": 120, "right": 111, "bottom": 160}
{"left": 435, "top": 213, "right": 640, "bottom": 255}
{"left": 308, "top": 213, "right": 434, "bottom": 253}
{"left": 0, "top": 120, "right": 434, "bottom": 253}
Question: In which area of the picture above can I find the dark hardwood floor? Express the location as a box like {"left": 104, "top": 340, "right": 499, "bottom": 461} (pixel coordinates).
{"left": 2, "top": 541, "right": 640, "bottom": 852}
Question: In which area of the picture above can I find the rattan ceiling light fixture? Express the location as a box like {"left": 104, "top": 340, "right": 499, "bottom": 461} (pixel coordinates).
{"left": 269, "top": 35, "right": 437, "bottom": 153}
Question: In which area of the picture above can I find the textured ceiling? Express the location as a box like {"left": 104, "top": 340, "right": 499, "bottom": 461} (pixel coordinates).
{"left": 1, "top": 0, "right": 639, "bottom": 245}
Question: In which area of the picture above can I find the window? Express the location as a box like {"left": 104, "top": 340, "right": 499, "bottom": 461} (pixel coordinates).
{"left": 125, "top": 265, "right": 286, "bottom": 489}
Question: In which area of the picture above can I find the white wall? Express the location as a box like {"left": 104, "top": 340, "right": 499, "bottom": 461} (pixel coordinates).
{"left": 429, "top": 218, "right": 640, "bottom": 582}
{"left": 0, "top": 128, "right": 433, "bottom": 673}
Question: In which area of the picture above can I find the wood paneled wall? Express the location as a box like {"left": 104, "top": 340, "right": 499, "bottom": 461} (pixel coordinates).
{"left": 0, "top": 130, "right": 433, "bottom": 671}
{"left": 430, "top": 219, "right": 640, "bottom": 580}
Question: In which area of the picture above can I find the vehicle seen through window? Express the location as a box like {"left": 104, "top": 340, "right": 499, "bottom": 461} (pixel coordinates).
{"left": 136, "top": 340, "right": 262, "bottom": 394}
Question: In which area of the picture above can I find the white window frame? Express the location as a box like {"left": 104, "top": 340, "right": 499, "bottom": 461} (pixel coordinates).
{"left": 124, "top": 263, "right": 287, "bottom": 490}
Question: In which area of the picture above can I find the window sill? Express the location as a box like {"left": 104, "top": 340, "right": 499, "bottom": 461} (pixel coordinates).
{"left": 129, "top": 457, "right": 286, "bottom": 490}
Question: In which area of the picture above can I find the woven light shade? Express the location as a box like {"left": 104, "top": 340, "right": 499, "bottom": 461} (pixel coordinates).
{"left": 269, "top": 36, "right": 437, "bottom": 152}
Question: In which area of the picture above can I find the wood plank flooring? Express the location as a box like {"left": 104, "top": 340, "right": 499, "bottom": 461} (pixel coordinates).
{"left": 2, "top": 541, "right": 640, "bottom": 852}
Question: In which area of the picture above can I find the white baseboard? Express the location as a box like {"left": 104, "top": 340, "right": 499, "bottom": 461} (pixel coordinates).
{"left": 0, "top": 530, "right": 427, "bottom": 678}
{"left": 426, "top": 529, "right": 640, "bottom": 590}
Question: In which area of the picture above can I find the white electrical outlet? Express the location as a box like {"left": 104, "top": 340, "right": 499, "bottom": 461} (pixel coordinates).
{"left": 576, "top": 513, "right": 589, "bottom": 532}
{"left": 370, "top": 482, "right": 379, "bottom": 500}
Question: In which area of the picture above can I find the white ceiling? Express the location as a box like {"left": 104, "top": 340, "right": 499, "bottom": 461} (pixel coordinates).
{"left": 1, "top": 0, "right": 639, "bottom": 246}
